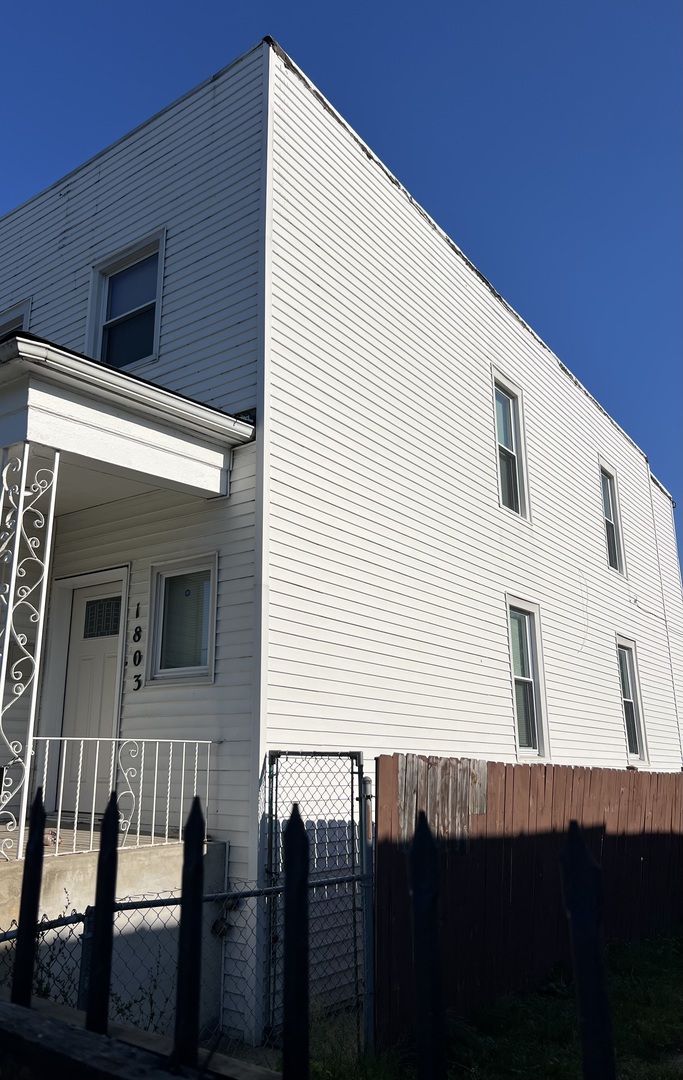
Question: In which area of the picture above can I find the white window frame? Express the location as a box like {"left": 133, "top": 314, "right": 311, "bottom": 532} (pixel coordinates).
{"left": 616, "top": 637, "right": 647, "bottom": 763}
{"left": 148, "top": 553, "right": 217, "bottom": 684}
{"left": 492, "top": 371, "right": 530, "bottom": 519}
{"left": 0, "top": 298, "right": 32, "bottom": 338}
{"left": 599, "top": 462, "right": 626, "bottom": 575}
{"left": 86, "top": 230, "right": 165, "bottom": 368}
{"left": 506, "top": 596, "right": 548, "bottom": 758}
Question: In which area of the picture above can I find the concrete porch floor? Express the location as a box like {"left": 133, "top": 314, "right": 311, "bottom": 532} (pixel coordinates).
{"left": 37, "top": 814, "right": 183, "bottom": 858}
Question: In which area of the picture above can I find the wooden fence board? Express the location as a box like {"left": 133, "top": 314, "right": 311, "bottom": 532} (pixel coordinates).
{"left": 509, "top": 765, "right": 532, "bottom": 991}
{"left": 483, "top": 762, "right": 505, "bottom": 1004}
{"left": 467, "top": 770, "right": 488, "bottom": 1007}
{"left": 551, "top": 765, "right": 572, "bottom": 965}
{"left": 375, "top": 754, "right": 401, "bottom": 1044}
{"left": 649, "top": 774, "right": 665, "bottom": 931}
{"left": 625, "top": 771, "right": 642, "bottom": 941}
{"left": 499, "top": 765, "right": 515, "bottom": 995}
{"left": 666, "top": 772, "right": 679, "bottom": 925}
{"left": 600, "top": 771, "right": 620, "bottom": 932}
{"left": 610, "top": 771, "right": 630, "bottom": 941}
{"left": 640, "top": 773, "right": 655, "bottom": 936}
{"left": 669, "top": 774, "right": 683, "bottom": 920}
{"left": 531, "top": 766, "right": 557, "bottom": 982}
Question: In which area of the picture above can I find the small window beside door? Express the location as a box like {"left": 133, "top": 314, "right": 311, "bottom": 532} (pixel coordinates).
{"left": 150, "top": 556, "right": 217, "bottom": 681}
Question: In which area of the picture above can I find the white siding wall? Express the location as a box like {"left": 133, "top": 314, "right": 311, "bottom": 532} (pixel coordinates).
{"left": 48, "top": 442, "right": 256, "bottom": 877}
{"left": 0, "top": 44, "right": 267, "bottom": 416}
{"left": 264, "top": 51, "right": 683, "bottom": 771}
{"left": 650, "top": 483, "right": 683, "bottom": 756}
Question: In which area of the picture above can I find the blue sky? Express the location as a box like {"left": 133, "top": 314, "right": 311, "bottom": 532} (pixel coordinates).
{"left": 2, "top": 1, "right": 681, "bottom": 548}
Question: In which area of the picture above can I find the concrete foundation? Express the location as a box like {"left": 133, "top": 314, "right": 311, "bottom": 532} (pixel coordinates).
{"left": 0, "top": 841, "right": 227, "bottom": 928}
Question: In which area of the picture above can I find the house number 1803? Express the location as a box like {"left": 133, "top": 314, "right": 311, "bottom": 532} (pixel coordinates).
{"left": 132, "top": 603, "right": 144, "bottom": 690}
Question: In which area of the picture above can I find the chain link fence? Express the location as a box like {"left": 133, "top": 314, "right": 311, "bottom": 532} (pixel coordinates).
{"left": 0, "top": 752, "right": 373, "bottom": 1072}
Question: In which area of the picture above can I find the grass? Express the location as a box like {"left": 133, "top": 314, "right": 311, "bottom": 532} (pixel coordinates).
{"left": 310, "top": 926, "right": 683, "bottom": 1079}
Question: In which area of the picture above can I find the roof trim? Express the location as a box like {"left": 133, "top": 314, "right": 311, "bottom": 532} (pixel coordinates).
{"left": 0, "top": 333, "right": 255, "bottom": 447}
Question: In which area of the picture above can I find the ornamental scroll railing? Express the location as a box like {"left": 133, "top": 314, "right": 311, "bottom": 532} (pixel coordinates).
{"left": 32, "top": 737, "right": 212, "bottom": 855}
{"left": 0, "top": 443, "right": 59, "bottom": 861}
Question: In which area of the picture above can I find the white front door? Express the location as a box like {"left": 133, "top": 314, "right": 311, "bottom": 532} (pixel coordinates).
{"left": 60, "top": 581, "right": 123, "bottom": 816}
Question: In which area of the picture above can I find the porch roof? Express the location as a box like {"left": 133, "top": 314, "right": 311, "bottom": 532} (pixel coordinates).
{"left": 0, "top": 333, "right": 255, "bottom": 501}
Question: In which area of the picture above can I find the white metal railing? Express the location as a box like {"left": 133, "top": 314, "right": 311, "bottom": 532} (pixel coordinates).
{"left": 30, "top": 737, "right": 211, "bottom": 856}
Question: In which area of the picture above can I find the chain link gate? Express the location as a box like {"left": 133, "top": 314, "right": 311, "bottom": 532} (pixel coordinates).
{"left": 264, "top": 750, "right": 374, "bottom": 1055}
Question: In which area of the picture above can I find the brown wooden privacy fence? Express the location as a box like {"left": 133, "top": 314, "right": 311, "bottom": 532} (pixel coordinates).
{"left": 375, "top": 754, "right": 683, "bottom": 1046}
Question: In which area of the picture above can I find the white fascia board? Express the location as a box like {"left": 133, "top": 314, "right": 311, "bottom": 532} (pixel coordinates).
{"left": 25, "top": 378, "right": 230, "bottom": 497}
{"left": 0, "top": 335, "right": 255, "bottom": 447}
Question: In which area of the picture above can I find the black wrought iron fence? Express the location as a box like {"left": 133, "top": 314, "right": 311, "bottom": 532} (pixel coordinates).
{"left": 0, "top": 868, "right": 368, "bottom": 1067}
{"left": 0, "top": 789, "right": 371, "bottom": 1076}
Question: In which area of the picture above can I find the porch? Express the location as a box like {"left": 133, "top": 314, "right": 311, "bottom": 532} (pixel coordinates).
{"left": 28, "top": 735, "right": 212, "bottom": 857}
{"left": 0, "top": 334, "right": 254, "bottom": 860}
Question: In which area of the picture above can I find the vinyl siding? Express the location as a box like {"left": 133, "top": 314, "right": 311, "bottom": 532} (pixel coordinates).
{"left": 0, "top": 44, "right": 267, "bottom": 416}
{"left": 264, "top": 50, "right": 683, "bottom": 771}
{"left": 47, "top": 441, "right": 256, "bottom": 878}
{"left": 649, "top": 482, "right": 683, "bottom": 757}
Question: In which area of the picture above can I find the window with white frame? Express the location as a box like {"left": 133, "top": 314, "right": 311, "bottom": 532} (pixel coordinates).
{"left": 508, "top": 603, "right": 545, "bottom": 753}
{"left": 617, "top": 641, "right": 645, "bottom": 759}
{"left": 494, "top": 380, "right": 527, "bottom": 516}
{"left": 600, "top": 467, "right": 624, "bottom": 573}
{"left": 90, "top": 237, "right": 163, "bottom": 368}
{"left": 0, "top": 299, "right": 31, "bottom": 339}
{"left": 150, "top": 556, "right": 216, "bottom": 680}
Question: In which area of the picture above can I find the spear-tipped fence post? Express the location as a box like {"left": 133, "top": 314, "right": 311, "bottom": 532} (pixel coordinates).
{"left": 173, "top": 796, "right": 205, "bottom": 1068}
{"left": 11, "top": 789, "right": 46, "bottom": 1007}
{"left": 283, "top": 803, "right": 309, "bottom": 1080}
{"left": 560, "top": 820, "right": 616, "bottom": 1080}
{"left": 85, "top": 791, "right": 119, "bottom": 1034}
{"left": 409, "top": 811, "right": 447, "bottom": 1080}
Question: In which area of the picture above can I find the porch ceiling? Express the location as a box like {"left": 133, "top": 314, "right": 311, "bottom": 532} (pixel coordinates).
{"left": 35, "top": 452, "right": 157, "bottom": 515}
{"left": 0, "top": 334, "right": 255, "bottom": 500}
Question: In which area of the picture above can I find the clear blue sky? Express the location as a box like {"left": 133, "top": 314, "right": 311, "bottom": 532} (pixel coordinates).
{"left": 3, "top": 1, "right": 681, "bottom": 549}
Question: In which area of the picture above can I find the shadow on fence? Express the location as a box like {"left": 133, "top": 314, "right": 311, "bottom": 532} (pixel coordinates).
{"left": 405, "top": 811, "right": 619, "bottom": 1080}
{"left": 375, "top": 755, "right": 683, "bottom": 1080}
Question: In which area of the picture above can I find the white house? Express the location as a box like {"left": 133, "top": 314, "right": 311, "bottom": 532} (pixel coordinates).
{"left": 0, "top": 37, "right": 682, "bottom": 884}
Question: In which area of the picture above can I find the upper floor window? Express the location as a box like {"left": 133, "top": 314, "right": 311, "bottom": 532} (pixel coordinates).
{"left": 617, "top": 641, "right": 645, "bottom": 760}
{"left": 507, "top": 599, "right": 547, "bottom": 756}
{"left": 494, "top": 379, "right": 528, "bottom": 517}
{"left": 0, "top": 298, "right": 31, "bottom": 339}
{"left": 600, "top": 467, "right": 624, "bottom": 573}
{"left": 102, "top": 252, "right": 159, "bottom": 367}
{"left": 88, "top": 233, "right": 164, "bottom": 369}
